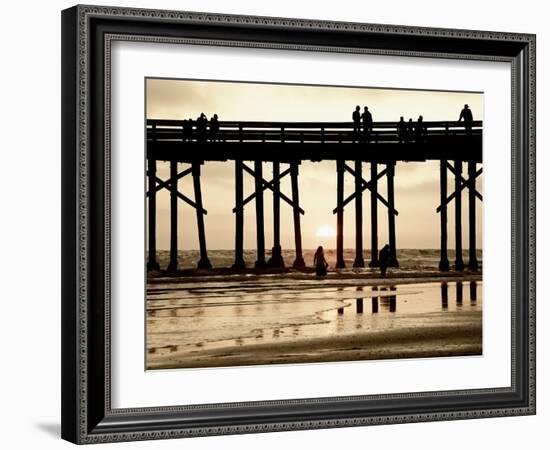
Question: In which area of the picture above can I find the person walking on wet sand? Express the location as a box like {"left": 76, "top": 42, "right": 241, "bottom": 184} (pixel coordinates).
{"left": 314, "top": 246, "right": 329, "bottom": 276}
{"left": 352, "top": 105, "right": 361, "bottom": 143}
{"left": 458, "top": 104, "right": 473, "bottom": 134}
{"left": 379, "top": 244, "right": 391, "bottom": 277}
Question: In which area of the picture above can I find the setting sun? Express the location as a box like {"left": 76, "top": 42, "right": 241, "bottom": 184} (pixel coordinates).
{"left": 315, "top": 225, "right": 336, "bottom": 238}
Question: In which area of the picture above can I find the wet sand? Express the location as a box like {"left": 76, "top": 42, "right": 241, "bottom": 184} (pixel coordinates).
{"left": 146, "top": 276, "right": 482, "bottom": 370}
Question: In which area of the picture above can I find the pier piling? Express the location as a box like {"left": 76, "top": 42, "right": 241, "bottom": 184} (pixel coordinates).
{"left": 291, "top": 162, "right": 305, "bottom": 268}
{"left": 192, "top": 162, "right": 212, "bottom": 269}
{"left": 369, "top": 162, "right": 379, "bottom": 267}
{"left": 353, "top": 160, "right": 365, "bottom": 268}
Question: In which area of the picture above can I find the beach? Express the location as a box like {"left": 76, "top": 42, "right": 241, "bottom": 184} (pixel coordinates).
{"left": 146, "top": 252, "right": 482, "bottom": 370}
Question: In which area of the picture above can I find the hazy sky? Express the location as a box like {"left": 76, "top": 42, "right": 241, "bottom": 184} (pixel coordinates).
{"left": 146, "top": 79, "right": 483, "bottom": 251}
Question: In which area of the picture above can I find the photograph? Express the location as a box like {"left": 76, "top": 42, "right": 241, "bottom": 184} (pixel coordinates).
{"left": 145, "top": 79, "right": 484, "bottom": 370}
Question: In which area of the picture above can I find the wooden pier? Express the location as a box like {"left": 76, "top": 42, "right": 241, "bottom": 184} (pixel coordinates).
{"left": 146, "top": 119, "right": 482, "bottom": 272}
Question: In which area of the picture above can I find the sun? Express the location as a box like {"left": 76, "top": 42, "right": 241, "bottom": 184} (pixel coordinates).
{"left": 315, "top": 225, "right": 336, "bottom": 238}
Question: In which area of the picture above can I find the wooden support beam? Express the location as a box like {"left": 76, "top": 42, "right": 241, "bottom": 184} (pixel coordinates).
{"left": 291, "top": 162, "right": 305, "bottom": 268}
{"left": 454, "top": 160, "right": 465, "bottom": 271}
{"left": 146, "top": 157, "right": 160, "bottom": 271}
{"left": 269, "top": 162, "right": 285, "bottom": 268}
{"left": 254, "top": 160, "right": 266, "bottom": 268}
{"left": 436, "top": 166, "right": 482, "bottom": 212}
{"left": 468, "top": 161, "right": 479, "bottom": 271}
{"left": 167, "top": 160, "right": 178, "bottom": 272}
{"left": 235, "top": 165, "right": 302, "bottom": 214}
{"left": 273, "top": 162, "right": 281, "bottom": 248}
{"left": 353, "top": 160, "right": 365, "bottom": 267}
{"left": 147, "top": 167, "right": 192, "bottom": 196}
{"left": 439, "top": 159, "right": 450, "bottom": 271}
{"left": 387, "top": 162, "right": 398, "bottom": 267}
{"left": 192, "top": 163, "right": 212, "bottom": 269}
{"left": 369, "top": 162, "right": 379, "bottom": 267}
{"left": 336, "top": 160, "right": 346, "bottom": 268}
{"left": 333, "top": 167, "right": 397, "bottom": 216}
{"left": 153, "top": 176, "right": 207, "bottom": 214}
{"left": 233, "top": 160, "right": 246, "bottom": 268}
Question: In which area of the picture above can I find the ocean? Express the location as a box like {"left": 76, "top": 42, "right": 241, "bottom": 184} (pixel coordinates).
{"left": 151, "top": 248, "right": 482, "bottom": 272}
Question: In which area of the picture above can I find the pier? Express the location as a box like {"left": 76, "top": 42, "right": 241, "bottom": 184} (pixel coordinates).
{"left": 146, "top": 119, "right": 482, "bottom": 272}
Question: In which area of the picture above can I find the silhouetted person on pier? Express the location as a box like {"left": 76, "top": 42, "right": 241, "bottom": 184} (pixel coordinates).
{"left": 210, "top": 114, "right": 220, "bottom": 142}
{"left": 196, "top": 113, "right": 208, "bottom": 143}
{"left": 182, "top": 119, "right": 193, "bottom": 142}
{"left": 314, "top": 246, "right": 329, "bottom": 276}
{"left": 362, "top": 106, "right": 373, "bottom": 142}
{"left": 406, "top": 118, "right": 414, "bottom": 142}
{"left": 397, "top": 116, "right": 406, "bottom": 143}
{"left": 352, "top": 105, "right": 361, "bottom": 143}
{"left": 414, "top": 115, "right": 426, "bottom": 142}
{"left": 458, "top": 104, "right": 473, "bottom": 134}
{"left": 379, "top": 244, "right": 391, "bottom": 277}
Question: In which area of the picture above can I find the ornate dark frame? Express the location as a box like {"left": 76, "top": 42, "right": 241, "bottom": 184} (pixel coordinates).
{"left": 61, "top": 4, "right": 536, "bottom": 444}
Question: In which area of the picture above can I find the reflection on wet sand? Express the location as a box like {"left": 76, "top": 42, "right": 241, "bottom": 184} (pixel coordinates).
{"left": 146, "top": 280, "right": 482, "bottom": 369}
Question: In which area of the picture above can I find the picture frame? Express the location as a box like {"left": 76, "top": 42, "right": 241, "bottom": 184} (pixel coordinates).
{"left": 61, "top": 4, "right": 536, "bottom": 444}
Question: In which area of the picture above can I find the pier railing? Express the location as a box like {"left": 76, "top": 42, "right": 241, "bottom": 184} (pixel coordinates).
{"left": 147, "top": 119, "right": 482, "bottom": 145}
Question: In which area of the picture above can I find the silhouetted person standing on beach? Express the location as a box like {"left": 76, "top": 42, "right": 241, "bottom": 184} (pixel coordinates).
{"left": 397, "top": 116, "right": 406, "bottom": 143}
{"left": 314, "top": 246, "right": 329, "bottom": 276}
{"left": 352, "top": 106, "right": 361, "bottom": 142}
{"left": 379, "top": 244, "right": 391, "bottom": 277}
{"left": 196, "top": 113, "right": 208, "bottom": 143}
{"left": 458, "top": 104, "right": 473, "bottom": 134}
{"left": 210, "top": 114, "right": 220, "bottom": 142}
{"left": 362, "top": 106, "right": 373, "bottom": 142}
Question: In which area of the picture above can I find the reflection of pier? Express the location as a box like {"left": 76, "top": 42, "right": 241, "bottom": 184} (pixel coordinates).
{"left": 336, "top": 282, "right": 479, "bottom": 315}
{"left": 146, "top": 120, "right": 482, "bottom": 272}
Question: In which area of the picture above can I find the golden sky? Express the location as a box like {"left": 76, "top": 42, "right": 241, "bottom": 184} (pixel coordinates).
{"left": 146, "top": 78, "right": 483, "bottom": 251}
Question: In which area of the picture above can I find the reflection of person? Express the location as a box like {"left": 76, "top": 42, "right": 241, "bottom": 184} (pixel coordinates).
{"left": 458, "top": 104, "right": 473, "bottom": 134}
{"left": 362, "top": 106, "right": 373, "bottom": 142}
{"left": 379, "top": 244, "right": 391, "bottom": 277}
{"left": 352, "top": 106, "right": 361, "bottom": 142}
{"left": 313, "top": 246, "right": 329, "bottom": 276}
